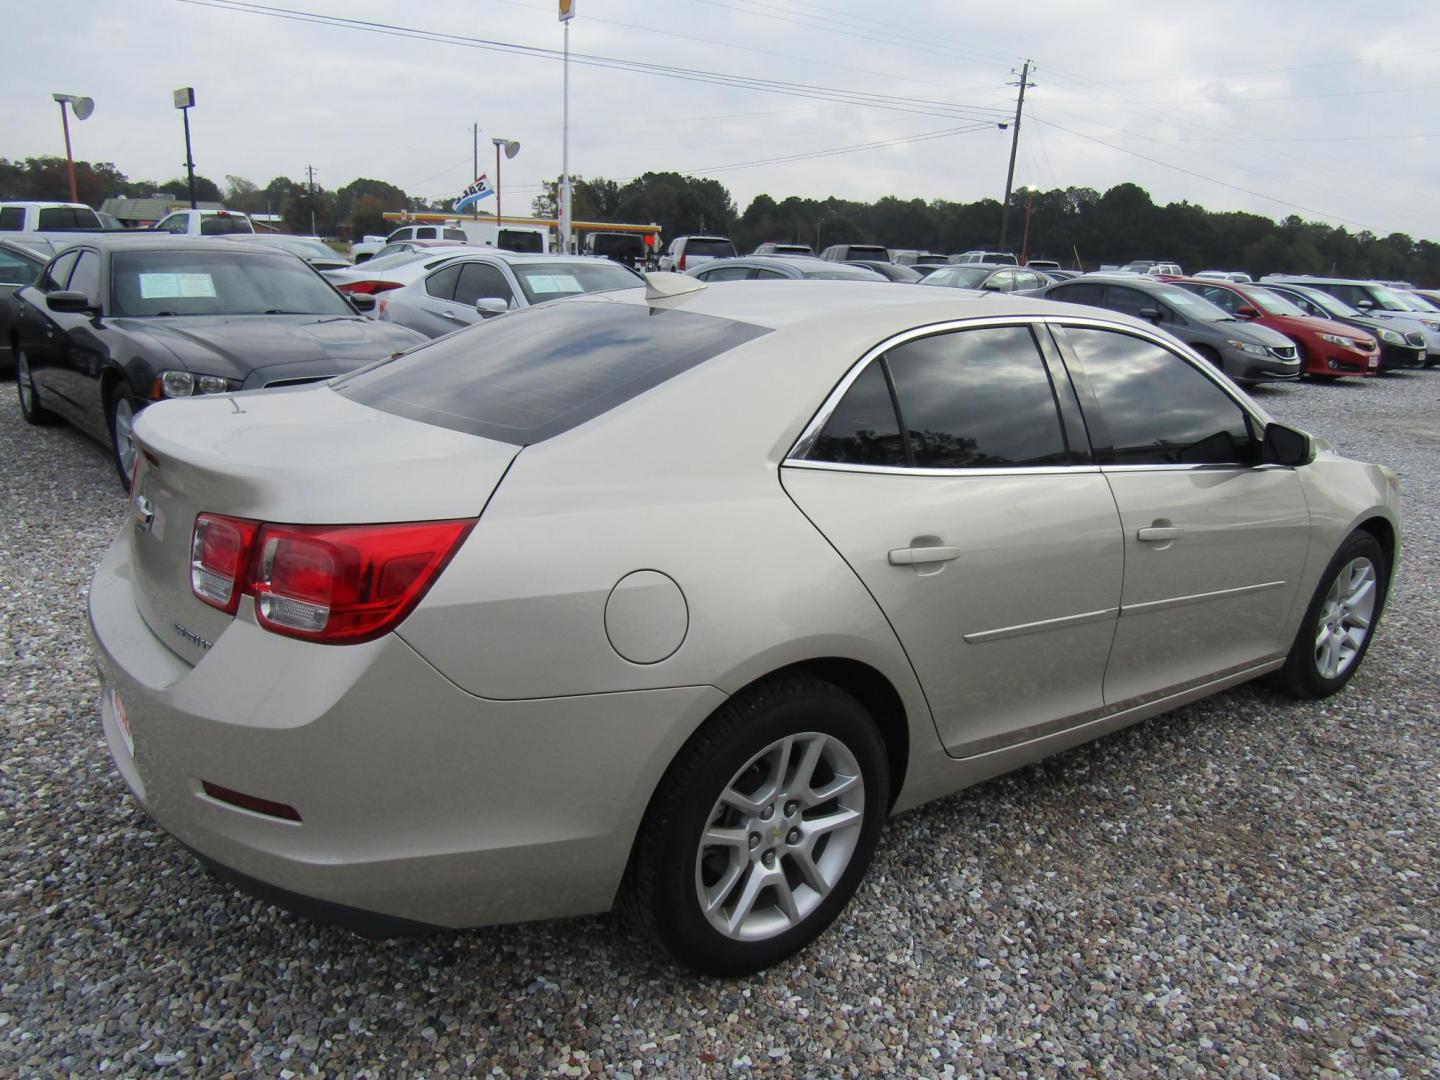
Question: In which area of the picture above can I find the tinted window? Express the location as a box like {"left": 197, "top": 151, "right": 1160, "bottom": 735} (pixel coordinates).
{"left": 415, "top": 227, "right": 437, "bottom": 240}
{"left": 1193, "top": 284, "right": 1240, "bottom": 313}
{"left": 1063, "top": 327, "right": 1256, "bottom": 466}
{"left": 754, "top": 268, "right": 788, "bottom": 280}
{"left": 700, "top": 265, "right": 752, "bottom": 282}
{"left": 68, "top": 251, "right": 100, "bottom": 303}
{"left": 498, "top": 229, "right": 544, "bottom": 253}
{"left": 199, "top": 215, "right": 254, "bottom": 235}
{"left": 0, "top": 247, "right": 42, "bottom": 285}
{"left": 845, "top": 246, "right": 889, "bottom": 262}
{"left": 807, "top": 360, "right": 905, "bottom": 467}
{"left": 886, "top": 326, "right": 1067, "bottom": 468}
{"left": 1049, "top": 282, "right": 1105, "bottom": 306}
{"left": 685, "top": 238, "right": 737, "bottom": 259}
{"left": 1106, "top": 286, "right": 1160, "bottom": 318}
{"left": 41, "top": 251, "right": 79, "bottom": 292}
{"left": 443, "top": 228, "right": 468, "bottom": 241}
{"left": 454, "top": 262, "right": 513, "bottom": 305}
{"left": 425, "top": 264, "right": 462, "bottom": 300}
{"left": 37, "top": 206, "right": 101, "bottom": 230}
{"left": 338, "top": 302, "right": 769, "bottom": 444}
{"left": 802, "top": 265, "right": 880, "bottom": 280}
{"left": 0, "top": 208, "right": 23, "bottom": 231}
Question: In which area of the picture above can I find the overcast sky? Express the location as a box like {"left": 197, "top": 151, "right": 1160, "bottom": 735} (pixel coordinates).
{"left": 7, "top": 0, "right": 1438, "bottom": 239}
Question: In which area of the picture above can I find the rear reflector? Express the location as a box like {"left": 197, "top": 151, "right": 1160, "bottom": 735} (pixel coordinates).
{"left": 338, "top": 280, "right": 405, "bottom": 295}
{"left": 188, "top": 514, "right": 475, "bottom": 644}
{"left": 201, "top": 780, "right": 302, "bottom": 821}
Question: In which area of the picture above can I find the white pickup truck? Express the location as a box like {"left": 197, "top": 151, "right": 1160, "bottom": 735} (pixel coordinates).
{"left": 0, "top": 201, "right": 116, "bottom": 257}
{"left": 352, "top": 220, "right": 549, "bottom": 263}
{"left": 152, "top": 208, "right": 256, "bottom": 236}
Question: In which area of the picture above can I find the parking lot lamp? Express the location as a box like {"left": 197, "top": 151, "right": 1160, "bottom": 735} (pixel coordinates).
{"left": 51, "top": 93, "right": 94, "bottom": 204}
{"left": 173, "top": 88, "right": 197, "bottom": 209}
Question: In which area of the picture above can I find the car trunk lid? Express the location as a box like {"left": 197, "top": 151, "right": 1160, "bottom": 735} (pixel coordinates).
{"left": 127, "top": 385, "right": 518, "bottom": 665}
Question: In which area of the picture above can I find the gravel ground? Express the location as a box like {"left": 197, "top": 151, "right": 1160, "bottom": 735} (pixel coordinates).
{"left": 1, "top": 371, "right": 1437, "bottom": 1078}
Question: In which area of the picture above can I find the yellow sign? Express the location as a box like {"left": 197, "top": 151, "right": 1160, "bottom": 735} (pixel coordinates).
{"left": 559, "top": 0, "right": 575, "bottom": 21}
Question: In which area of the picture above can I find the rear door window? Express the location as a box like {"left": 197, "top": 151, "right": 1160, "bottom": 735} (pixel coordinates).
{"left": 699, "top": 265, "right": 753, "bottom": 282}
{"left": 337, "top": 301, "right": 769, "bottom": 444}
{"left": 425, "top": 264, "right": 463, "bottom": 300}
{"left": 685, "top": 238, "right": 737, "bottom": 259}
{"left": 0, "top": 207, "right": 23, "bottom": 231}
{"left": 1049, "top": 282, "right": 1104, "bottom": 306}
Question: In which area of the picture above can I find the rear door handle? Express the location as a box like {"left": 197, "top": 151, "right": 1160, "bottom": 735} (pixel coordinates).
{"left": 888, "top": 545, "right": 963, "bottom": 566}
{"left": 1137, "top": 526, "right": 1182, "bottom": 542}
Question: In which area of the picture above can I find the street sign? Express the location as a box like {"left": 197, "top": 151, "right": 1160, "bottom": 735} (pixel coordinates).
{"left": 559, "top": 0, "right": 575, "bottom": 21}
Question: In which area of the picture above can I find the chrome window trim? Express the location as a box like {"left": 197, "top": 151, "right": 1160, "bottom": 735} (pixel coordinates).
{"left": 783, "top": 459, "right": 1102, "bottom": 479}
{"left": 786, "top": 313, "right": 1272, "bottom": 470}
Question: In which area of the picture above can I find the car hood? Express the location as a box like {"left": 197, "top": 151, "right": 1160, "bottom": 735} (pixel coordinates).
{"left": 1265, "top": 314, "right": 1374, "bottom": 342}
{"left": 112, "top": 314, "right": 424, "bottom": 381}
{"left": 1213, "top": 319, "right": 1294, "bottom": 348}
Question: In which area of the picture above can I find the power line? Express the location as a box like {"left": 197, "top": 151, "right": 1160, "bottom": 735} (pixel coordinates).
{"left": 1052, "top": 45, "right": 1440, "bottom": 86}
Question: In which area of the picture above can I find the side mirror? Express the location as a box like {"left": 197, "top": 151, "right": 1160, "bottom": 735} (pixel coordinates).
{"left": 1355, "top": 299, "right": 1374, "bottom": 310}
{"left": 1236, "top": 305, "right": 1262, "bottom": 319}
{"left": 1138, "top": 307, "right": 1164, "bottom": 323}
{"left": 476, "top": 298, "right": 509, "bottom": 317}
{"left": 46, "top": 290, "right": 95, "bottom": 314}
{"left": 1262, "top": 422, "right": 1313, "bottom": 467}
{"left": 349, "top": 293, "right": 377, "bottom": 313}
{"left": 354, "top": 252, "right": 373, "bottom": 264}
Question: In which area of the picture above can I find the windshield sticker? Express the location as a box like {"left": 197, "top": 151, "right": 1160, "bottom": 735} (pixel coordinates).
{"left": 525, "top": 274, "right": 583, "bottom": 294}
{"left": 138, "top": 272, "right": 218, "bottom": 299}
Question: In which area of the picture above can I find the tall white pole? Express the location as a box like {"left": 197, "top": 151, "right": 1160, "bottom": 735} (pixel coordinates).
{"left": 561, "top": 19, "right": 572, "bottom": 253}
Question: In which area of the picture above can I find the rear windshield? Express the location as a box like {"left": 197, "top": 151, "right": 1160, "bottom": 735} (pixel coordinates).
{"left": 337, "top": 301, "right": 768, "bottom": 444}
{"left": 199, "top": 215, "right": 254, "bottom": 235}
{"left": 846, "top": 246, "right": 889, "bottom": 262}
{"left": 443, "top": 228, "right": 468, "bottom": 241}
{"left": 685, "top": 238, "right": 737, "bottom": 258}
{"left": 37, "top": 206, "right": 103, "bottom": 231}
{"left": 592, "top": 234, "right": 645, "bottom": 256}
{"left": 805, "top": 264, "right": 883, "bottom": 280}
{"left": 499, "top": 229, "right": 545, "bottom": 253}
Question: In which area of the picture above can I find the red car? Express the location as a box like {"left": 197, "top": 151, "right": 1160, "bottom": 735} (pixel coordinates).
{"left": 1174, "top": 278, "right": 1380, "bottom": 378}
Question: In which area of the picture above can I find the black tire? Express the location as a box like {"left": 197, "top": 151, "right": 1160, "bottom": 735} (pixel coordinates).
{"left": 16, "top": 347, "right": 58, "bottom": 426}
{"left": 1193, "top": 344, "right": 1224, "bottom": 373}
{"left": 107, "top": 384, "right": 142, "bottom": 489}
{"left": 1268, "top": 531, "right": 1389, "bottom": 700}
{"left": 624, "top": 675, "right": 889, "bottom": 976}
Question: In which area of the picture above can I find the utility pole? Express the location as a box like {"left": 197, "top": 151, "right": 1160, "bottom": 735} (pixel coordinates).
{"left": 997, "top": 60, "right": 1034, "bottom": 252}
{"left": 306, "top": 164, "right": 317, "bottom": 236}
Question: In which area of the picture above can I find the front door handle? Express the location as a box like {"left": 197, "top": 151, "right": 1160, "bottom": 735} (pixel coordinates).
{"left": 441, "top": 310, "right": 459, "bottom": 320}
{"left": 888, "top": 545, "right": 963, "bottom": 566}
{"left": 1137, "top": 526, "right": 1182, "bottom": 542}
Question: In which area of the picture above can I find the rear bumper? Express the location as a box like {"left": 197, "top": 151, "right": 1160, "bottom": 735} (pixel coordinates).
{"left": 88, "top": 530, "right": 726, "bottom": 931}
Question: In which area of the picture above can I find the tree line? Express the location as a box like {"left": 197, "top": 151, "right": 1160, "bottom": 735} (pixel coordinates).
{"left": 4, "top": 155, "right": 1436, "bottom": 284}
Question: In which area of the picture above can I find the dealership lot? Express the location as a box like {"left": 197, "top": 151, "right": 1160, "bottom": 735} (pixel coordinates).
{"left": 2, "top": 372, "right": 1437, "bottom": 1075}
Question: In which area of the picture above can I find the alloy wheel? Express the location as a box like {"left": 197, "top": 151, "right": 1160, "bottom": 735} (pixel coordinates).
{"left": 112, "top": 396, "right": 137, "bottom": 480}
{"left": 18, "top": 351, "right": 34, "bottom": 412}
{"left": 1314, "top": 556, "right": 1377, "bottom": 680}
{"left": 695, "top": 731, "right": 865, "bottom": 942}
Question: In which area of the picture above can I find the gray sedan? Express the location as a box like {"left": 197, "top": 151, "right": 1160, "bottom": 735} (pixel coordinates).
{"left": 95, "top": 280, "right": 1398, "bottom": 975}
{"left": 1036, "top": 273, "right": 1302, "bottom": 383}
{"left": 686, "top": 255, "right": 881, "bottom": 282}
{"left": 379, "top": 252, "right": 644, "bottom": 337}
{"left": 922, "top": 264, "right": 1053, "bottom": 293}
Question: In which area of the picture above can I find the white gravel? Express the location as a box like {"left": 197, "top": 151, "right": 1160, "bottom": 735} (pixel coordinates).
{"left": 1, "top": 372, "right": 1437, "bottom": 1078}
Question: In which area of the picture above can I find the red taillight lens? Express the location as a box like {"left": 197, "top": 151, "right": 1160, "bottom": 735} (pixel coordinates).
{"left": 678, "top": 254, "right": 687, "bottom": 271}
{"left": 247, "top": 519, "right": 474, "bottom": 643}
{"left": 191, "top": 513, "right": 260, "bottom": 614}
{"left": 338, "top": 280, "right": 404, "bottom": 295}
{"left": 190, "top": 515, "right": 473, "bottom": 642}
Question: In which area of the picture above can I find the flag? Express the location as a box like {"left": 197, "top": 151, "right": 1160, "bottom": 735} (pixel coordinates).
{"left": 455, "top": 174, "right": 495, "bottom": 213}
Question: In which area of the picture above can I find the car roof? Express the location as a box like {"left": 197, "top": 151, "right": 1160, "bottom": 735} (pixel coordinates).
{"left": 1061, "top": 273, "right": 1175, "bottom": 289}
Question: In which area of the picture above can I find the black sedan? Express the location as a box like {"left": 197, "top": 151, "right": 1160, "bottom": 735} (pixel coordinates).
{"left": 0, "top": 239, "right": 47, "bottom": 375}
{"left": 13, "top": 235, "right": 424, "bottom": 484}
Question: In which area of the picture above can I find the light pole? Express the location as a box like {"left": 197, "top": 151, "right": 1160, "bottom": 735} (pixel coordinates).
{"left": 51, "top": 93, "right": 94, "bottom": 204}
{"left": 492, "top": 137, "right": 520, "bottom": 231}
{"left": 1020, "top": 186, "right": 1039, "bottom": 266}
{"left": 559, "top": 0, "right": 575, "bottom": 252}
{"left": 172, "top": 88, "right": 197, "bottom": 209}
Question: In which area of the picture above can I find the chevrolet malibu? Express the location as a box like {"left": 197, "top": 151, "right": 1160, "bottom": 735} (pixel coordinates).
{"left": 91, "top": 278, "right": 1399, "bottom": 975}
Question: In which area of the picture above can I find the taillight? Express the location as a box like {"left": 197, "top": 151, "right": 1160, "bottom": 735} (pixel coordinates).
{"left": 188, "top": 515, "right": 474, "bottom": 643}
{"left": 191, "top": 513, "right": 260, "bottom": 614}
{"left": 338, "top": 280, "right": 404, "bottom": 295}
{"left": 679, "top": 254, "right": 687, "bottom": 271}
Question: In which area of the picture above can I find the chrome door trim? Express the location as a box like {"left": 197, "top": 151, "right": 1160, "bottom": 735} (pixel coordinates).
{"left": 962, "top": 606, "right": 1119, "bottom": 644}
{"left": 781, "top": 459, "right": 1103, "bottom": 479}
{"left": 1120, "top": 579, "right": 1287, "bottom": 616}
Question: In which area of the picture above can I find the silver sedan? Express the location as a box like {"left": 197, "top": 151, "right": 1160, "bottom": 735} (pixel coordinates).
{"left": 378, "top": 252, "right": 644, "bottom": 337}
{"left": 91, "top": 277, "right": 1399, "bottom": 974}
